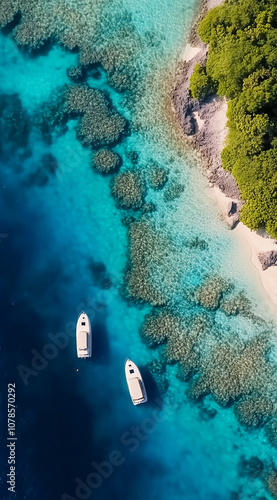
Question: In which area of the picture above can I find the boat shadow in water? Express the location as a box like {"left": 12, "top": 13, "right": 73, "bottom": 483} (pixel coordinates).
{"left": 90, "top": 318, "right": 111, "bottom": 364}
{"left": 138, "top": 366, "right": 162, "bottom": 408}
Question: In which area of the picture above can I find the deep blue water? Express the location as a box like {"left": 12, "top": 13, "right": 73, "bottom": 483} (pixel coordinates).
{"left": 1, "top": 1, "right": 277, "bottom": 500}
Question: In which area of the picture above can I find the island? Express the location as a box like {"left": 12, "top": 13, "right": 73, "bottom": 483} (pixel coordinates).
{"left": 172, "top": 0, "right": 277, "bottom": 306}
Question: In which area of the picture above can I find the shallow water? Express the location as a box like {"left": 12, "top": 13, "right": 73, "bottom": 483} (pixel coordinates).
{"left": 1, "top": 1, "right": 277, "bottom": 499}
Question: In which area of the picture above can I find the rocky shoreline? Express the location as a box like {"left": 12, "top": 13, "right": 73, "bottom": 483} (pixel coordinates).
{"left": 171, "top": 0, "right": 277, "bottom": 270}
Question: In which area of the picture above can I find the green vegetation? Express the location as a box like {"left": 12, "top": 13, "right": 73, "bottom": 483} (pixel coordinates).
{"left": 190, "top": 0, "right": 277, "bottom": 237}
{"left": 189, "top": 62, "right": 216, "bottom": 100}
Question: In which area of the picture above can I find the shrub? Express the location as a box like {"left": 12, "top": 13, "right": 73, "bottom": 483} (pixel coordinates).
{"left": 190, "top": 63, "right": 216, "bottom": 100}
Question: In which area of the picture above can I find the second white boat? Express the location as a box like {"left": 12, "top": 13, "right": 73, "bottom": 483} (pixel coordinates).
{"left": 125, "top": 359, "right": 147, "bottom": 405}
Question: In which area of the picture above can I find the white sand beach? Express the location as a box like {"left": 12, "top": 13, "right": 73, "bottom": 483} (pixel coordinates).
{"left": 211, "top": 186, "right": 277, "bottom": 312}
{"left": 235, "top": 223, "right": 277, "bottom": 307}
{"left": 181, "top": 43, "right": 201, "bottom": 62}
{"left": 172, "top": 0, "right": 277, "bottom": 316}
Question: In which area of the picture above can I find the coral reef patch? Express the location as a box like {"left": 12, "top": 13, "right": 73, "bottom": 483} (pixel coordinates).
{"left": 238, "top": 455, "right": 264, "bottom": 479}
{"left": 163, "top": 182, "right": 185, "bottom": 202}
{"left": 111, "top": 171, "right": 145, "bottom": 209}
{"left": 92, "top": 149, "right": 121, "bottom": 173}
{"left": 189, "top": 335, "right": 273, "bottom": 406}
{"left": 185, "top": 237, "right": 209, "bottom": 251}
{"left": 220, "top": 292, "right": 251, "bottom": 317}
{"left": 0, "top": 1, "right": 142, "bottom": 94}
{"left": 64, "top": 85, "right": 127, "bottom": 148}
{"left": 189, "top": 275, "right": 231, "bottom": 310}
{"left": 148, "top": 163, "right": 168, "bottom": 190}
{"left": 124, "top": 219, "right": 172, "bottom": 306}
{"left": 235, "top": 395, "right": 274, "bottom": 428}
{"left": 266, "top": 469, "right": 277, "bottom": 499}
{"left": 141, "top": 309, "right": 181, "bottom": 347}
{"left": 0, "top": 0, "right": 20, "bottom": 29}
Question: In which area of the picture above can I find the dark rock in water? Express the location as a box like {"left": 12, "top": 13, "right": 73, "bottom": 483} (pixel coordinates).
{"left": 183, "top": 114, "right": 196, "bottom": 135}
{"left": 258, "top": 250, "right": 277, "bottom": 270}
{"left": 227, "top": 200, "right": 237, "bottom": 217}
{"left": 230, "top": 492, "right": 240, "bottom": 500}
{"left": 142, "top": 202, "right": 156, "bottom": 213}
{"left": 126, "top": 150, "right": 139, "bottom": 165}
{"left": 199, "top": 405, "right": 217, "bottom": 421}
{"left": 238, "top": 456, "right": 264, "bottom": 479}
{"left": 67, "top": 66, "right": 86, "bottom": 82}
{"left": 186, "top": 237, "right": 209, "bottom": 251}
{"left": 0, "top": 93, "right": 30, "bottom": 156}
{"left": 26, "top": 153, "right": 58, "bottom": 186}
{"left": 88, "top": 258, "right": 113, "bottom": 288}
{"left": 164, "top": 183, "right": 185, "bottom": 202}
{"left": 90, "top": 69, "right": 102, "bottom": 80}
{"left": 100, "top": 277, "right": 113, "bottom": 289}
{"left": 121, "top": 214, "right": 137, "bottom": 226}
{"left": 265, "top": 418, "right": 277, "bottom": 448}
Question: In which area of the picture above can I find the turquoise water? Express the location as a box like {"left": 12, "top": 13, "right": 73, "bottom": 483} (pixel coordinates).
{"left": 1, "top": 0, "right": 277, "bottom": 499}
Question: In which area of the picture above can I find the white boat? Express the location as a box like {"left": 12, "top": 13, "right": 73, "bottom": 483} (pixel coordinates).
{"left": 76, "top": 312, "right": 92, "bottom": 358}
{"left": 125, "top": 359, "right": 147, "bottom": 405}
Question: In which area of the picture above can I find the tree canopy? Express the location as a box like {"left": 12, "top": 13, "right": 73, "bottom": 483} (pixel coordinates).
{"left": 190, "top": 0, "right": 277, "bottom": 237}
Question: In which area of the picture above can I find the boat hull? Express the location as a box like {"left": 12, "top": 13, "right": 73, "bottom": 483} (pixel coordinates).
{"left": 76, "top": 312, "right": 92, "bottom": 358}
{"left": 125, "top": 359, "right": 147, "bottom": 405}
